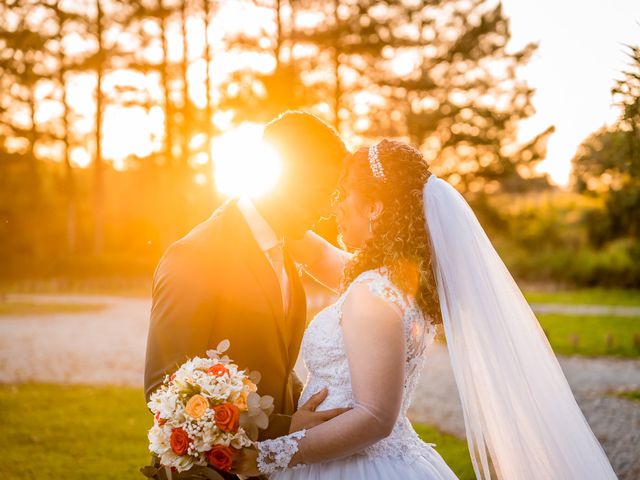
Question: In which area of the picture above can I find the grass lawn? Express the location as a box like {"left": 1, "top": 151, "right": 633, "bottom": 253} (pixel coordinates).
{"left": 0, "top": 383, "right": 475, "bottom": 480}
{"left": 537, "top": 313, "right": 640, "bottom": 357}
{"left": 524, "top": 288, "right": 640, "bottom": 306}
{"left": 413, "top": 424, "right": 475, "bottom": 479}
{"left": 0, "top": 383, "right": 152, "bottom": 480}
{"left": 0, "top": 301, "right": 107, "bottom": 316}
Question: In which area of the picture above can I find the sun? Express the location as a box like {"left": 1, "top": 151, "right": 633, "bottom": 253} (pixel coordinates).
{"left": 212, "top": 122, "right": 282, "bottom": 198}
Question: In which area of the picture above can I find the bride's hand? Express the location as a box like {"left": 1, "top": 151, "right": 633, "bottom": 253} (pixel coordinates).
{"left": 230, "top": 446, "right": 260, "bottom": 477}
{"left": 290, "top": 387, "right": 351, "bottom": 433}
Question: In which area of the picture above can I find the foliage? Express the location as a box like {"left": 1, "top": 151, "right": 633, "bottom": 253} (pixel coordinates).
{"left": 0, "top": 0, "right": 555, "bottom": 282}
{"left": 223, "top": 0, "right": 554, "bottom": 194}
{"left": 485, "top": 191, "right": 640, "bottom": 288}
{"left": 573, "top": 128, "right": 640, "bottom": 247}
{"left": 0, "top": 1, "right": 636, "bottom": 292}
{"left": 561, "top": 42, "right": 640, "bottom": 288}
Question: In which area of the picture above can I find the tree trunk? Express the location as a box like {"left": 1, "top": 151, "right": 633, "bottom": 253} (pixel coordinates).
{"left": 56, "top": 1, "right": 77, "bottom": 254}
{"left": 203, "top": 0, "right": 215, "bottom": 196}
{"left": 180, "top": 0, "right": 189, "bottom": 167}
{"left": 275, "top": 0, "right": 282, "bottom": 68}
{"left": 332, "top": 0, "right": 342, "bottom": 133}
{"left": 27, "top": 83, "right": 38, "bottom": 189}
{"left": 159, "top": 1, "right": 173, "bottom": 167}
{"left": 94, "top": 0, "right": 104, "bottom": 255}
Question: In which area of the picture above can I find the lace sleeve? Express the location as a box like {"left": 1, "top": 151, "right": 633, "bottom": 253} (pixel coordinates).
{"left": 256, "top": 430, "right": 307, "bottom": 475}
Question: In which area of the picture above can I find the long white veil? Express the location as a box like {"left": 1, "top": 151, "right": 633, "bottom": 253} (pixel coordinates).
{"left": 423, "top": 174, "right": 617, "bottom": 479}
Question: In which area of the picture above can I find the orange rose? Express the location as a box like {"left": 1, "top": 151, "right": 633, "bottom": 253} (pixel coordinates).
{"left": 170, "top": 427, "right": 190, "bottom": 456}
{"left": 207, "top": 364, "right": 229, "bottom": 377}
{"left": 185, "top": 394, "right": 209, "bottom": 419}
{"left": 206, "top": 445, "right": 235, "bottom": 472}
{"left": 213, "top": 403, "right": 240, "bottom": 433}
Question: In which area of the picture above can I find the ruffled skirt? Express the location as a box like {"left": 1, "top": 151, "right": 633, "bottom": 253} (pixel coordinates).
{"left": 271, "top": 445, "right": 459, "bottom": 480}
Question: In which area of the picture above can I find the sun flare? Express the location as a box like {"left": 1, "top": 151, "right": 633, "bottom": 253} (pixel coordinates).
{"left": 212, "top": 123, "right": 282, "bottom": 198}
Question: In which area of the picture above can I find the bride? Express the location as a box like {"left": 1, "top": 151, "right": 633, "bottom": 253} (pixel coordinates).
{"left": 232, "top": 140, "right": 617, "bottom": 479}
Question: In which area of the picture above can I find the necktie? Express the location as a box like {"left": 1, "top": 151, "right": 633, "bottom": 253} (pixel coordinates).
{"left": 266, "top": 244, "right": 289, "bottom": 313}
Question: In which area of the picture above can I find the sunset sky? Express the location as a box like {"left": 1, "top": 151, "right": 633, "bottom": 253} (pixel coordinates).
{"left": 503, "top": 0, "right": 640, "bottom": 185}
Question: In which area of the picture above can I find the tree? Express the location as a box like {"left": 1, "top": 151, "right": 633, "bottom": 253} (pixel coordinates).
{"left": 43, "top": 0, "right": 87, "bottom": 253}
{"left": 612, "top": 44, "right": 640, "bottom": 164}
{"left": 0, "top": 2, "right": 54, "bottom": 197}
{"left": 219, "top": 0, "right": 319, "bottom": 123}
{"left": 370, "top": 1, "right": 550, "bottom": 194}
{"left": 573, "top": 44, "right": 640, "bottom": 249}
{"left": 222, "top": 0, "right": 552, "bottom": 194}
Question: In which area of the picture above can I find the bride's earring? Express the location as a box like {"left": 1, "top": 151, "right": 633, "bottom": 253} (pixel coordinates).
{"left": 368, "top": 217, "right": 374, "bottom": 234}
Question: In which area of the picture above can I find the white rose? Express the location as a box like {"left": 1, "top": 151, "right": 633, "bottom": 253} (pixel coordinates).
{"left": 148, "top": 424, "right": 171, "bottom": 456}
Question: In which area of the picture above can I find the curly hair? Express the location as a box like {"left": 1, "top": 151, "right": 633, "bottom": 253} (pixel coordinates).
{"left": 340, "top": 139, "right": 442, "bottom": 324}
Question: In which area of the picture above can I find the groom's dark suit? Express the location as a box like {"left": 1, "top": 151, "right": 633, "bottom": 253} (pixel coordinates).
{"left": 144, "top": 199, "right": 307, "bottom": 439}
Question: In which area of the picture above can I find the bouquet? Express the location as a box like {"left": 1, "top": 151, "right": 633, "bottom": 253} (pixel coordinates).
{"left": 141, "top": 340, "right": 274, "bottom": 479}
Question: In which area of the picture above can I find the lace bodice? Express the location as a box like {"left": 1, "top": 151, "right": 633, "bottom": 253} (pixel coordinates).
{"left": 299, "top": 269, "right": 436, "bottom": 455}
{"left": 257, "top": 269, "right": 438, "bottom": 474}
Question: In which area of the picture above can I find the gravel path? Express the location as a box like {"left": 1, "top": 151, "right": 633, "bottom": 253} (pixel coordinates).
{"left": 1, "top": 294, "right": 639, "bottom": 479}
{"left": 0, "top": 294, "right": 149, "bottom": 387}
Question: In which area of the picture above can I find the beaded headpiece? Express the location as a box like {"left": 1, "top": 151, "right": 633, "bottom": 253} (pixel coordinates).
{"left": 368, "top": 143, "right": 386, "bottom": 181}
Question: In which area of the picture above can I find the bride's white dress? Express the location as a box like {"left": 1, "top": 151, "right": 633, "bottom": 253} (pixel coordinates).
{"left": 258, "top": 269, "right": 459, "bottom": 479}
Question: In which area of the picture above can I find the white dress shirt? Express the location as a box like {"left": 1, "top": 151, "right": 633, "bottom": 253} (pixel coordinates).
{"left": 237, "top": 197, "right": 289, "bottom": 312}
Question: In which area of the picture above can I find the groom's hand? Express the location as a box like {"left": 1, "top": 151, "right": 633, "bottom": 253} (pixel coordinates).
{"left": 289, "top": 388, "right": 351, "bottom": 433}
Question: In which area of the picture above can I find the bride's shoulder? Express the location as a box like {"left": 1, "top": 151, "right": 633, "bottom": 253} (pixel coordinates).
{"left": 348, "top": 267, "right": 391, "bottom": 285}
{"left": 341, "top": 268, "right": 408, "bottom": 319}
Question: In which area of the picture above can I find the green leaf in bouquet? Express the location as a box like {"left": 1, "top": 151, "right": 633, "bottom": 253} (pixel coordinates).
{"left": 216, "top": 339, "right": 230, "bottom": 353}
{"left": 248, "top": 370, "right": 262, "bottom": 385}
{"left": 176, "top": 380, "right": 202, "bottom": 399}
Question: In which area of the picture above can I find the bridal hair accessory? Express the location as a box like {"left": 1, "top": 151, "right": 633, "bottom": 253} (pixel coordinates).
{"left": 368, "top": 143, "right": 386, "bottom": 181}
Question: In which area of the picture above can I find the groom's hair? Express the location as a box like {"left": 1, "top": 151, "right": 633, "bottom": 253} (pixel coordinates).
{"left": 263, "top": 111, "right": 347, "bottom": 172}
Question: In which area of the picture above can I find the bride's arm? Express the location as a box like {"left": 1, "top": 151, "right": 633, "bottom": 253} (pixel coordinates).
{"left": 288, "top": 231, "right": 352, "bottom": 292}
{"left": 250, "top": 282, "right": 406, "bottom": 474}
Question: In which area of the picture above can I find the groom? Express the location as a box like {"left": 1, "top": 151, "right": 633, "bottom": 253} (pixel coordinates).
{"left": 144, "top": 112, "right": 347, "bottom": 449}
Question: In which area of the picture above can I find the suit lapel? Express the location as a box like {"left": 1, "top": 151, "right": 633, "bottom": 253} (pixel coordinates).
{"left": 283, "top": 245, "right": 307, "bottom": 368}
{"left": 226, "top": 202, "right": 288, "bottom": 354}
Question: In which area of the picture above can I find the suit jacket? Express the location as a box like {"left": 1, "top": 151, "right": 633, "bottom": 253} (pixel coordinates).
{"left": 144, "top": 199, "right": 307, "bottom": 439}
